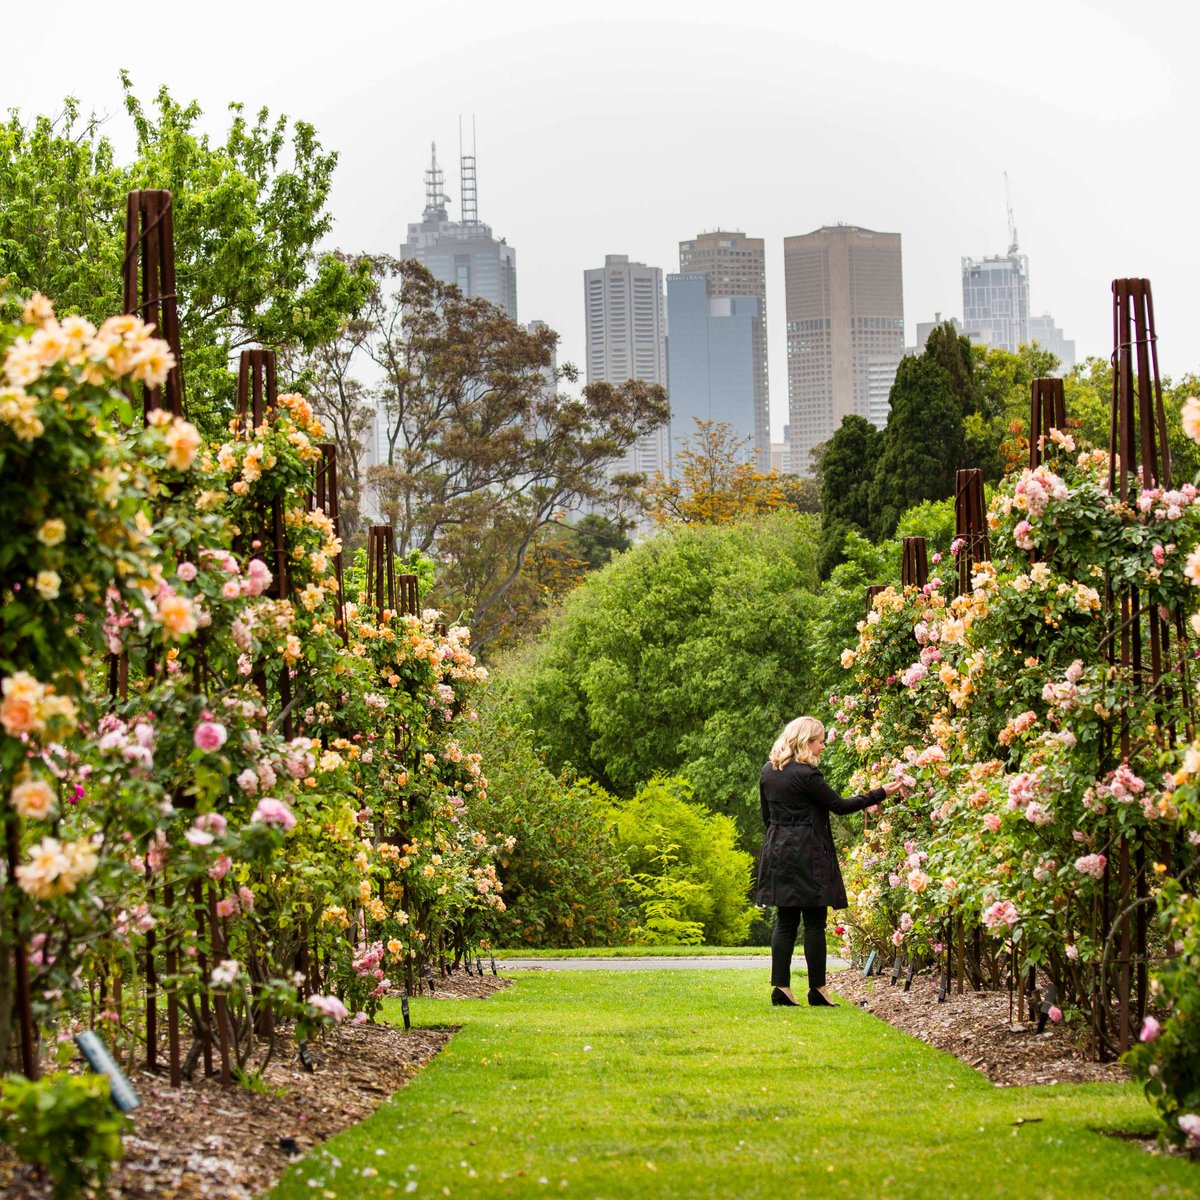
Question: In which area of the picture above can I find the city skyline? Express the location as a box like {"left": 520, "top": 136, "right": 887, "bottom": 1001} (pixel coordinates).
{"left": 8, "top": 2, "right": 1199, "bottom": 443}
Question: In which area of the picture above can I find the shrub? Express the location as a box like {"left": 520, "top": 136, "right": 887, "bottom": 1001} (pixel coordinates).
{"left": 609, "top": 776, "right": 756, "bottom": 945}
{"left": 0, "top": 1072, "right": 127, "bottom": 1198}
{"left": 460, "top": 684, "right": 633, "bottom": 947}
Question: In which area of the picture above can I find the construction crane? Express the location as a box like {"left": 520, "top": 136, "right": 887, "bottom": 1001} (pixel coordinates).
{"left": 1004, "top": 171, "right": 1019, "bottom": 256}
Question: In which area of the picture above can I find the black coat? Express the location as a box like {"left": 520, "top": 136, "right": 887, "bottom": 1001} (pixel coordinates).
{"left": 756, "top": 761, "right": 884, "bottom": 909}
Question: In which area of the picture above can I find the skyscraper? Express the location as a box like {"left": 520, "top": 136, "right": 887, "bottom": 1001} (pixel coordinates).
{"left": 784, "top": 225, "right": 904, "bottom": 474}
{"left": 961, "top": 252, "right": 1029, "bottom": 354}
{"left": 401, "top": 143, "right": 518, "bottom": 318}
{"left": 678, "top": 231, "right": 769, "bottom": 469}
{"left": 665, "top": 273, "right": 757, "bottom": 467}
{"left": 584, "top": 254, "right": 667, "bottom": 480}
{"left": 1026, "top": 314, "right": 1076, "bottom": 373}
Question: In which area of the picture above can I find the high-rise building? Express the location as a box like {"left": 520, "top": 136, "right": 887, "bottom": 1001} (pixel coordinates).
{"left": 584, "top": 254, "right": 667, "bottom": 480}
{"left": 961, "top": 252, "right": 1029, "bottom": 354}
{"left": 678, "top": 231, "right": 769, "bottom": 469}
{"left": 665, "top": 273, "right": 758, "bottom": 467}
{"left": 401, "top": 143, "right": 518, "bottom": 318}
{"left": 1027, "top": 314, "right": 1076, "bottom": 373}
{"left": 784, "top": 225, "right": 904, "bottom": 474}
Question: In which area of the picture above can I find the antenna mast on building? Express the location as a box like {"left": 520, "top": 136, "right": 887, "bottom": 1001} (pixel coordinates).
{"left": 1004, "top": 171, "right": 1019, "bottom": 256}
{"left": 424, "top": 142, "right": 449, "bottom": 220}
{"left": 459, "top": 116, "right": 478, "bottom": 226}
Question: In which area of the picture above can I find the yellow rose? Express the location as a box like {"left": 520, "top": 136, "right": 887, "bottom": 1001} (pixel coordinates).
{"left": 37, "top": 519, "right": 66, "bottom": 546}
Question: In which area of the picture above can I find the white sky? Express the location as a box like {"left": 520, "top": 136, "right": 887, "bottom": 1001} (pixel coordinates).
{"left": 8, "top": 0, "right": 1199, "bottom": 439}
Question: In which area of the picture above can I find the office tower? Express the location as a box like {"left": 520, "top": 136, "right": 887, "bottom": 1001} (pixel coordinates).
{"left": 784, "top": 225, "right": 904, "bottom": 474}
{"left": 584, "top": 255, "right": 668, "bottom": 481}
{"left": 401, "top": 142, "right": 518, "bottom": 318}
{"left": 1027, "top": 314, "right": 1076, "bottom": 373}
{"left": 678, "top": 231, "right": 769, "bottom": 469}
{"left": 961, "top": 252, "right": 1029, "bottom": 355}
{"left": 665, "top": 273, "right": 757, "bottom": 467}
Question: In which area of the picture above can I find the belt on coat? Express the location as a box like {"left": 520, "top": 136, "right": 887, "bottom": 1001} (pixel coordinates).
{"left": 766, "top": 815, "right": 815, "bottom": 827}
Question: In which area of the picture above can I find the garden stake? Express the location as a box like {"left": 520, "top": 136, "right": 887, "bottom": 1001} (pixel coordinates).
{"left": 953, "top": 469, "right": 989, "bottom": 595}
{"left": 367, "top": 526, "right": 397, "bottom": 621}
{"left": 193, "top": 880, "right": 214, "bottom": 1076}
{"left": 207, "top": 886, "right": 233, "bottom": 1085}
{"left": 1101, "top": 278, "right": 1175, "bottom": 1054}
{"left": 163, "top": 880, "right": 182, "bottom": 1086}
{"left": 145, "top": 870, "right": 158, "bottom": 1072}
{"left": 900, "top": 537, "right": 928, "bottom": 589}
{"left": 313, "top": 445, "right": 348, "bottom": 644}
{"left": 122, "top": 189, "right": 186, "bottom": 420}
{"left": 1028, "top": 378, "right": 1067, "bottom": 470}
{"left": 5, "top": 810, "right": 37, "bottom": 1078}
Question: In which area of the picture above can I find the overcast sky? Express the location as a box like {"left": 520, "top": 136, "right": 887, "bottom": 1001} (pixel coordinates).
{"left": 9, "top": 0, "right": 1198, "bottom": 438}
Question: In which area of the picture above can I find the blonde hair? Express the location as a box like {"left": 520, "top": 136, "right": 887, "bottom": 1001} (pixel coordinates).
{"left": 768, "top": 716, "right": 825, "bottom": 770}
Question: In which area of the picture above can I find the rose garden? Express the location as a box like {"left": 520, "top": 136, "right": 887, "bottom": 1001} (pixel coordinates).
{"left": 1, "top": 157, "right": 1200, "bottom": 1197}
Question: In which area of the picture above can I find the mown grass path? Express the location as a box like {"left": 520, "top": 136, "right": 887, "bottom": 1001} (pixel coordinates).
{"left": 268, "top": 970, "right": 1195, "bottom": 1199}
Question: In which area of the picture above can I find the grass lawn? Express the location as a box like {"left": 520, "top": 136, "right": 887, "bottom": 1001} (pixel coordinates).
{"left": 268, "top": 970, "right": 1194, "bottom": 1200}
{"left": 490, "top": 945, "right": 768, "bottom": 958}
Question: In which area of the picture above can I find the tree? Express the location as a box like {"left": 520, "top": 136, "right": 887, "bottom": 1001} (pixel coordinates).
{"left": 818, "top": 414, "right": 882, "bottom": 577}
{"left": 361, "top": 257, "right": 669, "bottom": 651}
{"left": 869, "top": 355, "right": 967, "bottom": 539}
{"left": 505, "top": 511, "right": 823, "bottom": 842}
{"left": 0, "top": 77, "right": 371, "bottom": 433}
{"left": 641, "top": 419, "right": 787, "bottom": 525}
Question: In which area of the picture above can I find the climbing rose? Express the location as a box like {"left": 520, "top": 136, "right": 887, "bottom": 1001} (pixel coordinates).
{"left": 253, "top": 797, "right": 296, "bottom": 830}
{"left": 193, "top": 721, "right": 228, "bottom": 751}
{"left": 1074, "top": 854, "right": 1107, "bottom": 879}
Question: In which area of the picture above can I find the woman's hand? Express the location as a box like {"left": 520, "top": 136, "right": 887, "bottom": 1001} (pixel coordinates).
{"left": 880, "top": 780, "right": 902, "bottom": 797}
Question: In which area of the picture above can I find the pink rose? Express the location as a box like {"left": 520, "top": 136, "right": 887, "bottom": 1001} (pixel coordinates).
{"left": 177, "top": 562, "right": 198, "bottom": 582}
{"left": 1140, "top": 1015, "right": 1162, "bottom": 1043}
{"left": 1074, "top": 854, "right": 1107, "bottom": 880}
{"left": 208, "top": 855, "right": 232, "bottom": 881}
{"left": 194, "top": 721, "right": 228, "bottom": 752}
{"left": 243, "top": 557, "right": 273, "bottom": 597}
{"left": 253, "top": 797, "right": 296, "bottom": 831}
{"left": 983, "top": 813, "right": 1002, "bottom": 832}
{"left": 215, "top": 897, "right": 237, "bottom": 918}
{"left": 1048, "top": 1006, "right": 1062, "bottom": 1023}
{"left": 308, "top": 993, "right": 348, "bottom": 1021}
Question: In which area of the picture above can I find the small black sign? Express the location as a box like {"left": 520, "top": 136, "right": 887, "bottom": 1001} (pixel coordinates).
{"left": 74, "top": 1031, "right": 140, "bottom": 1113}
{"left": 903, "top": 961, "right": 918, "bottom": 992}
{"left": 490, "top": 955, "right": 497, "bottom": 976}
{"left": 937, "top": 973, "right": 949, "bottom": 1003}
{"left": 890, "top": 958, "right": 903, "bottom": 986}
{"left": 863, "top": 950, "right": 878, "bottom": 978}
{"left": 401, "top": 994, "right": 411, "bottom": 1031}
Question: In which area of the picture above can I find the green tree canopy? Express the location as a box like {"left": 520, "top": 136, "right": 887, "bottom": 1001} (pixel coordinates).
{"left": 0, "top": 76, "right": 371, "bottom": 432}
{"left": 869, "top": 355, "right": 967, "bottom": 538}
{"left": 818, "top": 413, "right": 882, "bottom": 577}
{"left": 505, "top": 511, "right": 823, "bottom": 841}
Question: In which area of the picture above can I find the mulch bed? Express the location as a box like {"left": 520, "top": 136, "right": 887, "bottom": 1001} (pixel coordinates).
{"left": 0, "top": 974, "right": 510, "bottom": 1200}
{"left": 830, "top": 968, "right": 1128, "bottom": 1087}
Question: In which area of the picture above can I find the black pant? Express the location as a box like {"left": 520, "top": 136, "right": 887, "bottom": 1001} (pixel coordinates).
{"left": 770, "top": 905, "right": 828, "bottom": 990}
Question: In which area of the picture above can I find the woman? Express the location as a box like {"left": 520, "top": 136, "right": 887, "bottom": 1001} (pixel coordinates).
{"left": 757, "top": 715, "right": 899, "bottom": 1007}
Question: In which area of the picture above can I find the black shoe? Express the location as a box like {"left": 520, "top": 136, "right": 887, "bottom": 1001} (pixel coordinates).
{"left": 771, "top": 987, "right": 799, "bottom": 1007}
{"left": 808, "top": 988, "right": 837, "bottom": 1007}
